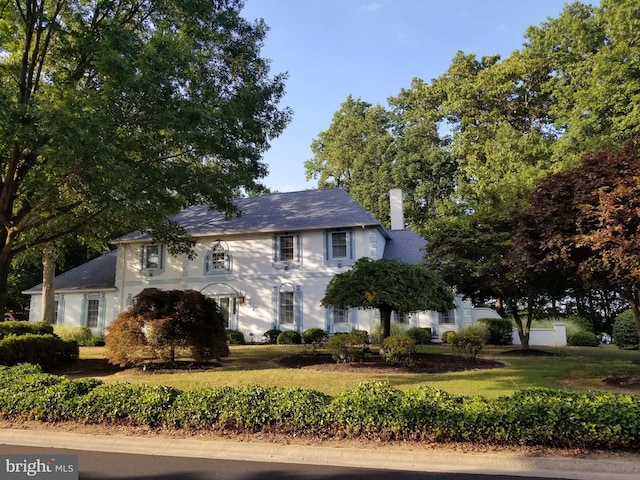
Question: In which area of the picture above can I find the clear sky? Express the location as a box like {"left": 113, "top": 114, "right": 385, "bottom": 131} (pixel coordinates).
{"left": 241, "top": 0, "right": 572, "bottom": 193}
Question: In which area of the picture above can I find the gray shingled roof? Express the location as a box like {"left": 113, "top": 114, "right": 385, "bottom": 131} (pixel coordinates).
{"left": 23, "top": 250, "right": 117, "bottom": 294}
{"left": 116, "top": 188, "right": 385, "bottom": 242}
{"left": 383, "top": 229, "right": 427, "bottom": 264}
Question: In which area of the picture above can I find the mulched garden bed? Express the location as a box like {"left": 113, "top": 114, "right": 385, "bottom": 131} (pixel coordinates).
{"left": 274, "top": 352, "right": 504, "bottom": 374}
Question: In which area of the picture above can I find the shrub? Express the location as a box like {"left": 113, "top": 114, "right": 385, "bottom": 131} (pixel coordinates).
{"left": 406, "top": 327, "right": 431, "bottom": 345}
{"left": 302, "top": 328, "right": 328, "bottom": 352}
{"left": 565, "top": 316, "right": 595, "bottom": 333}
{"left": 0, "top": 334, "right": 78, "bottom": 369}
{"left": 87, "top": 336, "right": 105, "bottom": 346}
{"left": 105, "top": 288, "right": 229, "bottom": 366}
{"left": 567, "top": 330, "right": 600, "bottom": 347}
{"left": 276, "top": 330, "right": 302, "bottom": 345}
{"left": 0, "top": 321, "right": 53, "bottom": 339}
{"left": 440, "top": 330, "right": 456, "bottom": 344}
{"left": 381, "top": 335, "right": 416, "bottom": 367}
{"left": 612, "top": 310, "right": 639, "bottom": 350}
{"left": 327, "top": 332, "right": 368, "bottom": 363}
{"left": 476, "top": 318, "right": 513, "bottom": 345}
{"left": 369, "top": 322, "right": 406, "bottom": 344}
{"left": 263, "top": 328, "right": 281, "bottom": 344}
{"left": 226, "top": 329, "right": 246, "bottom": 345}
{"left": 54, "top": 326, "right": 94, "bottom": 345}
{"left": 450, "top": 327, "right": 486, "bottom": 360}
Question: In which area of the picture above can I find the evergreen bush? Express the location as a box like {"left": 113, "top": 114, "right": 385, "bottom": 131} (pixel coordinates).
{"left": 262, "top": 328, "right": 281, "bottom": 344}
{"left": 612, "top": 310, "right": 639, "bottom": 350}
{"left": 0, "top": 334, "right": 78, "bottom": 369}
{"left": 226, "top": 329, "right": 246, "bottom": 345}
{"left": 302, "top": 328, "right": 328, "bottom": 352}
{"left": 567, "top": 330, "right": 600, "bottom": 347}
{"left": 406, "top": 327, "right": 431, "bottom": 345}
{"left": 476, "top": 318, "right": 513, "bottom": 345}
{"left": 381, "top": 335, "right": 416, "bottom": 366}
{"left": 276, "top": 330, "right": 302, "bottom": 345}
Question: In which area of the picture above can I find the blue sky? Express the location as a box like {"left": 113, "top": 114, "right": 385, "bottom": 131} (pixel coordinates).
{"left": 241, "top": 0, "right": 572, "bottom": 193}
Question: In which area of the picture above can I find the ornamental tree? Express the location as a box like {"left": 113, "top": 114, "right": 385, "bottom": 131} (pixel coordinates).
{"left": 0, "top": 0, "right": 290, "bottom": 312}
{"left": 512, "top": 139, "right": 640, "bottom": 343}
{"left": 321, "top": 258, "right": 454, "bottom": 342}
{"left": 105, "top": 288, "right": 229, "bottom": 366}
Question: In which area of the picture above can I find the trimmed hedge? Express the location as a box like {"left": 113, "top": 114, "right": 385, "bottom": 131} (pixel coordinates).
{"left": 567, "top": 330, "right": 600, "bottom": 347}
{"left": 276, "top": 330, "right": 302, "bottom": 345}
{"left": 0, "top": 321, "right": 53, "bottom": 339}
{"left": 226, "top": 329, "right": 246, "bottom": 345}
{"left": 406, "top": 327, "right": 431, "bottom": 345}
{"left": 0, "top": 334, "right": 78, "bottom": 369}
{"left": 0, "top": 365, "right": 638, "bottom": 450}
{"left": 612, "top": 310, "right": 639, "bottom": 350}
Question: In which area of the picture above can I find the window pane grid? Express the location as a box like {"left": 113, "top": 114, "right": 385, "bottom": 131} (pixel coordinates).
{"left": 333, "top": 308, "right": 348, "bottom": 324}
{"left": 87, "top": 299, "right": 99, "bottom": 328}
{"left": 279, "top": 291, "right": 294, "bottom": 324}
{"left": 280, "top": 235, "right": 294, "bottom": 261}
{"left": 331, "top": 232, "right": 347, "bottom": 258}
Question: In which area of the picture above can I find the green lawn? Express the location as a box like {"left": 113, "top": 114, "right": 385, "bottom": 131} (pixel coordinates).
{"left": 76, "top": 344, "right": 640, "bottom": 398}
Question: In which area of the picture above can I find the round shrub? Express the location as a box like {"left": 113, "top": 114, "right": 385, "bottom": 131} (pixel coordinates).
{"left": 327, "top": 332, "right": 367, "bottom": 363}
{"left": 441, "top": 330, "right": 456, "bottom": 344}
{"left": 567, "top": 330, "right": 600, "bottom": 347}
{"left": 302, "top": 328, "right": 328, "bottom": 351}
{"left": 381, "top": 335, "right": 416, "bottom": 366}
{"left": 476, "top": 318, "right": 513, "bottom": 345}
{"left": 406, "top": 327, "right": 431, "bottom": 345}
{"left": 276, "top": 330, "right": 302, "bottom": 345}
{"left": 263, "top": 328, "right": 281, "bottom": 344}
{"left": 450, "top": 326, "right": 486, "bottom": 360}
{"left": 226, "top": 329, "right": 246, "bottom": 345}
{"left": 612, "top": 310, "right": 639, "bottom": 350}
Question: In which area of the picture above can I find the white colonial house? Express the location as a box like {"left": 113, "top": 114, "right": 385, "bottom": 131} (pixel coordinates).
{"left": 24, "top": 188, "right": 500, "bottom": 341}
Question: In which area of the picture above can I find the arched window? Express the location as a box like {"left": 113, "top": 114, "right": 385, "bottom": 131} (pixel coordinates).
{"left": 205, "top": 241, "right": 231, "bottom": 274}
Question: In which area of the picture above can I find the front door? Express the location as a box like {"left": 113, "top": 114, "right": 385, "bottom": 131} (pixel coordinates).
{"left": 218, "top": 296, "right": 237, "bottom": 329}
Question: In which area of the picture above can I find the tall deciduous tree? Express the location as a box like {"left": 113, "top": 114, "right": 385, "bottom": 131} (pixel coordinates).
{"left": 305, "top": 95, "right": 395, "bottom": 225}
{"left": 0, "top": 0, "right": 291, "bottom": 312}
{"left": 321, "top": 258, "right": 454, "bottom": 342}
{"left": 512, "top": 139, "right": 640, "bottom": 343}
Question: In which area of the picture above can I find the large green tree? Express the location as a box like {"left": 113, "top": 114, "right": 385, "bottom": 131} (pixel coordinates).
{"left": 321, "top": 257, "right": 454, "bottom": 342}
{"left": 0, "top": 0, "right": 291, "bottom": 312}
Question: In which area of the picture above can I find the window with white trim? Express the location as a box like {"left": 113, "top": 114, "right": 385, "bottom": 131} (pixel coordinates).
{"left": 141, "top": 244, "right": 164, "bottom": 274}
{"left": 86, "top": 298, "right": 100, "bottom": 328}
{"left": 273, "top": 233, "right": 301, "bottom": 267}
{"left": 279, "top": 291, "right": 294, "bottom": 325}
{"left": 438, "top": 310, "right": 455, "bottom": 325}
{"left": 325, "top": 229, "right": 353, "bottom": 263}
{"left": 333, "top": 308, "right": 349, "bottom": 325}
{"left": 205, "top": 241, "right": 230, "bottom": 273}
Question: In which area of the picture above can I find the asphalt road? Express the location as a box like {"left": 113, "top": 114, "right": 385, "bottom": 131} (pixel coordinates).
{"left": 0, "top": 428, "right": 638, "bottom": 480}
{"left": 0, "top": 444, "right": 575, "bottom": 480}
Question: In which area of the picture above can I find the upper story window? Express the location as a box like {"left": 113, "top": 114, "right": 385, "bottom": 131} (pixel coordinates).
{"left": 141, "top": 244, "right": 164, "bottom": 275}
{"left": 205, "top": 241, "right": 231, "bottom": 274}
{"left": 325, "top": 229, "right": 353, "bottom": 264}
{"left": 273, "top": 233, "right": 301, "bottom": 269}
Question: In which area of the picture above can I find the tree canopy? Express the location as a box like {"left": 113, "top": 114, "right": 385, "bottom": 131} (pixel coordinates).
{"left": 321, "top": 257, "right": 454, "bottom": 341}
{"left": 512, "top": 139, "right": 640, "bottom": 343}
{"left": 0, "top": 0, "right": 291, "bottom": 310}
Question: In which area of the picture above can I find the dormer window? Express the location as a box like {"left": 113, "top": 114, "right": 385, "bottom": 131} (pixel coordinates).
{"left": 141, "top": 244, "right": 164, "bottom": 275}
{"left": 205, "top": 241, "right": 231, "bottom": 274}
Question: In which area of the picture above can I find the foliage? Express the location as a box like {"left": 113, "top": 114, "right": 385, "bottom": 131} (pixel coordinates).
{"left": 54, "top": 326, "right": 94, "bottom": 346}
{"left": 0, "top": 322, "right": 53, "bottom": 339}
{"left": 440, "top": 331, "right": 456, "bottom": 344}
{"left": 476, "top": 318, "right": 513, "bottom": 346}
{"left": 263, "top": 329, "right": 282, "bottom": 345}
{"left": 327, "top": 332, "right": 369, "bottom": 364}
{"left": 381, "top": 335, "right": 416, "bottom": 367}
{"left": 450, "top": 327, "right": 487, "bottom": 360}
{"left": 565, "top": 316, "right": 595, "bottom": 334}
{"left": 276, "top": 331, "right": 302, "bottom": 345}
{"left": 302, "top": 328, "right": 329, "bottom": 352}
{"left": 105, "top": 288, "right": 229, "bottom": 366}
{"left": 226, "top": 329, "right": 246, "bottom": 345}
{"left": 567, "top": 331, "right": 600, "bottom": 347}
{"left": 406, "top": 327, "right": 432, "bottom": 345}
{"left": 0, "top": 365, "right": 639, "bottom": 450}
{"left": 322, "top": 258, "right": 454, "bottom": 342}
{"left": 612, "top": 310, "right": 639, "bottom": 350}
{"left": 0, "top": 0, "right": 291, "bottom": 312}
{"left": 0, "top": 334, "right": 78, "bottom": 369}
{"left": 513, "top": 139, "right": 640, "bottom": 343}
{"left": 369, "top": 321, "right": 407, "bottom": 345}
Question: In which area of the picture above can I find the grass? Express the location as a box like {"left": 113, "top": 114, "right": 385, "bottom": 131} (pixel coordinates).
{"left": 70, "top": 343, "right": 640, "bottom": 398}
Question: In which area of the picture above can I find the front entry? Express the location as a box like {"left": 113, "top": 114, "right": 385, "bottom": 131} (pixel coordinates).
{"left": 218, "top": 296, "right": 238, "bottom": 329}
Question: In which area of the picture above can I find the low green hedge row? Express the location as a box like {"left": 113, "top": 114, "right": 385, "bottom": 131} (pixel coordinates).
{"left": 0, "top": 321, "right": 53, "bottom": 339}
{"left": 0, "top": 364, "right": 638, "bottom": 450}
{"left": 0, "top": 334, "right": 78, "bottom": 369}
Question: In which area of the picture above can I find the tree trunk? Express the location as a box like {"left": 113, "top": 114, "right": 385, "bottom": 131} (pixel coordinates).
{"left": 379, "top": 306, "right": 392, "bottom": 343}
{"left": 41, "top": 245, "right": 56, "bottom": 324}
{"left": 508, "top": 298, "right": 529, "bottom": 349}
